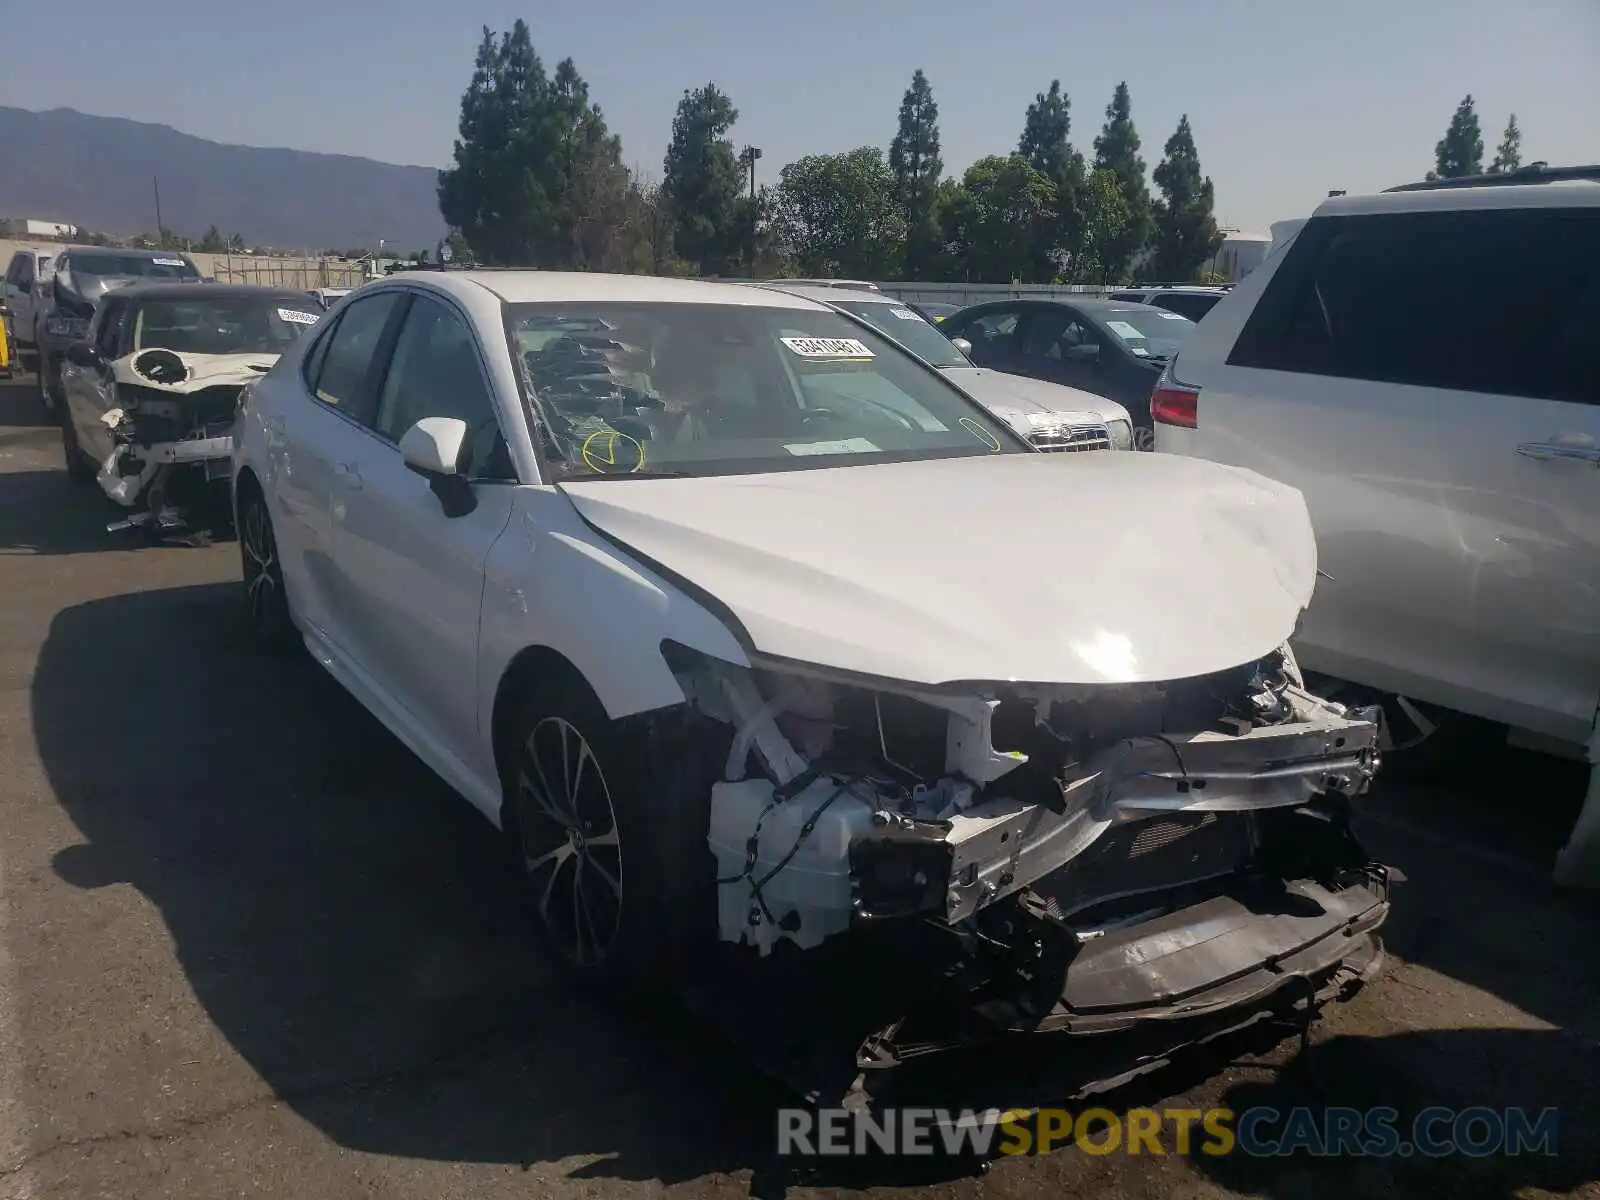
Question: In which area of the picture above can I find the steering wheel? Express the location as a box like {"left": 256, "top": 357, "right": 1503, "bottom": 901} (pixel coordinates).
{"left": 801, "top": 407, "right": 842, "bottom": 429}
{"left": 828, "top": 394, "right": 919, "bottom": 432}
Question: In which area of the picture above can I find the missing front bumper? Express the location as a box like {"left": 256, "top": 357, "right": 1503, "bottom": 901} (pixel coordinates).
{"left": 850, "top": 700, "right": 1382, "bottom": 927}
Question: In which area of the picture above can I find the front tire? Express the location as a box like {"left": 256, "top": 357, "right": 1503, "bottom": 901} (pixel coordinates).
{"left": 237, "top": 484, "right": 297, "bottom": 651}
{"left": 59, "top": 407, "right": 95, "bottom": 484}
{"left": 500, "top": 682, "right": 722, "bottom": 992}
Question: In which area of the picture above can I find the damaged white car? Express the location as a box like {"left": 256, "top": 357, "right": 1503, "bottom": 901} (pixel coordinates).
{"left": 58, "top": 283, "right": 322, "bottom": 537}
{"left": 232, "top": 272, "right": 1394, "bottom": 1103}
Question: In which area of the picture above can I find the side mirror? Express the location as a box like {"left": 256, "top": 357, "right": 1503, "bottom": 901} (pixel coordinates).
{"left": 400, "top": 416, "right": 477, "bottom": 517}
{"left": 66, "top": 342, "right": 101, "bottom": 368}
{"left": 950, "top": 337, "right": 973, "bottom": 356}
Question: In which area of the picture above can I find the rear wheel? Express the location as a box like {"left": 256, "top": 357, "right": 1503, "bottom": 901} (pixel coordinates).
{"left": 237, "top": 484, "right": 297, "bottom": 651}
{"left": 1133, "top": 424, "right": 1156, "bottom": 452}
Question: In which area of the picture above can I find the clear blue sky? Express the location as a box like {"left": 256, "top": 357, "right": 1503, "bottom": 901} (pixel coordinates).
{"left": 5, "top": 0, "right": 1596, "bottom": 231}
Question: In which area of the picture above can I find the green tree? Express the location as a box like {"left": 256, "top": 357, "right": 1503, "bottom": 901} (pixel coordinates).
{"left": 1091, "top": 81, "right": 1151, "bottom": 281}
{"left": 198, "top": 224, "right": 225, "bottom": 252}
{"left": 888, "top": 69, "right": 943, "bottom": 277}
{"left": 227, "top": 232, "right": 245, "bottom": 251}
{"left": 662, "top": 83, "right": 747, "bottom": 275}
{"left": 1427, "top": 95, "right": 1484, "bottom": 180}
{"left": 437, "top": 22, "right": 621, "bottom": 267}
{"left": 1018, "top": 80, "right": 1087, "bottom": 281}
{"left": 438, "top": 23, "right": 556, "bottom": 264}
{"left": 1489, "top": 114, "right": 1523, "bottom": 174}
{"left": 1077, "top": 168, "right": 1133, "bottom": 285}
{"left": 1149, "top": 115, "right": 1224, "bottom": 282}
{"left": 771, "top": 147, "right": 906, "bottom": 279}
{"left": 941, "top": 155, "right": 1056, "bottom": 283}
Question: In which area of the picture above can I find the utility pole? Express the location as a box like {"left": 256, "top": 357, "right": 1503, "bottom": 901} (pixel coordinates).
{"left": 739, "top": 146, "right": 762, "bottom": 199}
{"left": 153, "top": 175, "right": 164, "bottom": 238}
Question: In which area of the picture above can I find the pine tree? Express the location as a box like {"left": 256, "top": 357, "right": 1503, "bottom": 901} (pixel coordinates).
{"left": 1427, "top": 95, "right": 1484, "bottom": 181}
{"left": 888, "top": 69, "right": 943, "bottom": 277}
{"left": 1149, "top": 116, "right": 1224, "bottom": 282}
{"left": 437, "top": 22, "right": 623, "bottom": 266}
{"left": 661, "top": 83, "right": 747, "bottom": 275}
{"left": 1091, "top": 82, "right": 1151, "bottom": 282}
{"left": 1489, "top": 114, "right": 1523, "bottom": 174}
{"left": 1018, "top": 80, "right": 1087, "bottom": 281}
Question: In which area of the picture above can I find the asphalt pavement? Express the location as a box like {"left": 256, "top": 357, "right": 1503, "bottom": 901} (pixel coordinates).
{"left": 0, "top": 374, "right": 1596, "bottom": 1199}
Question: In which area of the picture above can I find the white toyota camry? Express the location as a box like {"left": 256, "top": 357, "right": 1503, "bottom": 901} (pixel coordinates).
{"left": 231, "top": 270, "right": 1393, "bottom": 1087}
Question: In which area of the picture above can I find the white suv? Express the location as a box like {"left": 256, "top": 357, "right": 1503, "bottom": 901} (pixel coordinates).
{"left": 1149, "top": 167, "right": 1600, "bottom": 881}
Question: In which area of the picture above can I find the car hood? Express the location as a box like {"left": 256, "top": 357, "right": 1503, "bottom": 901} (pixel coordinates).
{"left": 58, "top": 274, "right": 145, "bottom": 306}
{"left": 560, "top": 453, "right": 1319, "bottom": 687}
{"left": 941, "top": 366, "right": 1129, "bottom": 430}
{"left": 111, "top": 350, "right": 279, "bottom": 392}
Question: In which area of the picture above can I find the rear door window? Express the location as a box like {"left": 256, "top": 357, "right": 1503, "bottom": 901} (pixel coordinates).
{"left": 1229, "top": 207, "right": 1600, "bottom": 406}
{"left": 1154, "top": 292, "right": 1220, "bottom": 321}
{"left": 308, "top": 292, "right": 403, "bottom": 412}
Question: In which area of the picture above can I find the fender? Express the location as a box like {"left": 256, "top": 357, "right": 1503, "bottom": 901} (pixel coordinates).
{"left": 476, "top": 486, "right": 750, "bottom": 749}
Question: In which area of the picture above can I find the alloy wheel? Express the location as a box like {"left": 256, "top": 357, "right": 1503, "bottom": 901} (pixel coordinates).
{"left": 240, "top": 498, "right": 281, "bottom": 632}
{"left": 516, "top": 716, "right": 624, "bottom": 967}
{"left": 1133, "top": 425, "right": 1156, "bottom": 452}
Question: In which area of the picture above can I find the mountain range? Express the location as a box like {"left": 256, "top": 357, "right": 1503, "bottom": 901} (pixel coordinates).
{"left": 0, "top": 106, "right": 447, "bottom": 251}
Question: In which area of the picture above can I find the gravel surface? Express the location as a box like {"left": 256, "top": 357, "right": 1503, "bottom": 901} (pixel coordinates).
{"left": 0, "top": 375, "right": 1595, "bottom": 1199}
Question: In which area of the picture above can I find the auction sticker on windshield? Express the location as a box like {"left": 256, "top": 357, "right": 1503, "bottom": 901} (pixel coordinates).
{"left": 781, "top": 336, "right": 874, "bottom": 360}
{"left": 889, "top": 308, "right": 920, "bottom": 320}
{"left": 277, "top": 308, "right": 321, "bottom": 326}
{"left": 153, "top": 258, "right": 187, "bottom": 267}
{"left": 1160, "top": 311, "right": 1188, "bottom": 319}
{"left": 1107, "top": 320, "right": 1146, "bottom": 340}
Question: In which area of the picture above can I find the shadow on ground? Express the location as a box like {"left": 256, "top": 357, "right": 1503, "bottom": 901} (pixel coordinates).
{"left": 28, "top": 580, "right": 1600, "bottom": 1195}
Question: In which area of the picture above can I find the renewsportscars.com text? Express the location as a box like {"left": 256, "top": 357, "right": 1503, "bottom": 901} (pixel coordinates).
{"left": 777, "top": 1106, "right": 1560, "bottom": 1159}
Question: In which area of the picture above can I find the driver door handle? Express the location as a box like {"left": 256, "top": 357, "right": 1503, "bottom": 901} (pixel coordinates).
{"left": 1516, "top": 440, "right": 1600, "bottom": 464}
{"left": 333, "top": 461, "right": 363, "bottom": 488}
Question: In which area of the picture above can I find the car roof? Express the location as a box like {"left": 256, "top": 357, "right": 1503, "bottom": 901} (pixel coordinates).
{"left": 408, "top": 270, "right": 828, "bottom": 311}
{"left": 759, "top": 282, "right": 897, "bottom": 306}
{"left": 1315, "top": 171, "right": 1600, "bottom": 219}
{"left": 1042, "top": 296, "right": 1157, "bottom": 316}
{"left": 60, "top": 247, "right": 196, "bottom": 260}
{"left": 1113, "top": 285, "right": 1226, "bottom": 294}
{"left": 113, "top": 282, "right": 315, "bottom": 302}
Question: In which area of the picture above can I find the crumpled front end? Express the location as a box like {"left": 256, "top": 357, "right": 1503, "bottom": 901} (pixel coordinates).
{"left": 667, "top": 639, "right": 1390, "bottom": 1078}
{"left": 99, "top": 349, "right": 272, "bottom": 534}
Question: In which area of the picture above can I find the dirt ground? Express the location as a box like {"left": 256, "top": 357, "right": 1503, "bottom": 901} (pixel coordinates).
{"left": 0, "top": 374, "right": 1596, "bottom": 1199}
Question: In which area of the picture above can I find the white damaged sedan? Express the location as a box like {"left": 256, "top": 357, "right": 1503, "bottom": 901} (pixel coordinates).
{"left": 232, "top": 271, "right": 1394, "bottom": 1099}
{"left": 58, "top": 282, "right": 323, "bottom": 537}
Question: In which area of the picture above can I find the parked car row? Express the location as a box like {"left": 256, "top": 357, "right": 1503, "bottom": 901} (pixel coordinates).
{"left": 2, "top": 246, "right": 203, "bottom": 411}
{"left": 11, "top": 164, "right": 1594, "bottom": 1100}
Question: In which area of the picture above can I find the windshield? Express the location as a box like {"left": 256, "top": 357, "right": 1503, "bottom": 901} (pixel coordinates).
{"left": 64, "top": 253, "right": 199, "bottom": 280}
{"left": 132, "top": 295, "right": 321, "bottom": 356}
{"left": 504, "top": 301, "right": 1026, "bottom": 480}
{"left": 1093, "top": 306, "right": 1195, "bottom": 360}
{"left": 833, "top": 300, "right": 969, "bottom": 369}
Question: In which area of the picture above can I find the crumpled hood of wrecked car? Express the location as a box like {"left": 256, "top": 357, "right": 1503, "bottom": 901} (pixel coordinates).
{"left": 110, "top": 351, "right": 280, "bottom": 392}
{"left": 560, "top": 453, "right": 1319, "bottom": 687}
